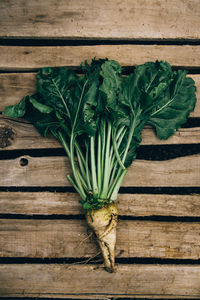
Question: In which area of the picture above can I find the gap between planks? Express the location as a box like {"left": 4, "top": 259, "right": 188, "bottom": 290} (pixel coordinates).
{"left": 0, "top": 264, "right": 199, "bottom": 298}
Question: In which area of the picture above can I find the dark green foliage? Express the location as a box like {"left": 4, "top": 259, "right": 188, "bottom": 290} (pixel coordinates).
{"left": 148, "top": 70, "right": 197, "bottom": 139}
{"left": 4, "top": 96, "right": 27, "bottom": 118}
{"left": 3, "top": 59, "right": 197, "bottom": 210}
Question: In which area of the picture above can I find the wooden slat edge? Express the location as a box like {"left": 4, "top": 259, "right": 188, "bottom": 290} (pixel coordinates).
{"left": 0, "top": 154, "right": 199, "bottom": 187}
{"left": 0, "top": 0, "right": 199, "bottom": 40}
{"left": 0, "top": 219, "right": 200, "bottom": 259}
{"left": 0, "top": 264, "right": 199, "bottom": 298}
{"left": 0, "top": 192, "right": 200, "bottom": 217}
{"left": 0, "top": 45, "right": 200, "bottom": 71}
{"left": 1, "top": 116, "right": 200, "bottom": 150}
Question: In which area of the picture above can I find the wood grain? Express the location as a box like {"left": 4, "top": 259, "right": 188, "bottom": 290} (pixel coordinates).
{"left": 0, "top": 155, "right": 199, "bottom": 187}
{"left": 0, "top": 0, "right": 199, "bottom": 297}
{"left": 0, "top": 45, "right": 200, "bottom": 71}
{"left": 0, "top": 192, "right": 200, "bottom": 217}
{"left": 0, "top": 0, "right": 199, "bottom": 40}
{"left": 1, "top": 116, "right": 200, "bottom": 150}
{"left": 0, "top": 264, "right": 199, "bottom": 298}
{"left": 0, "top": 116, "right": 58, "bottom": 150}
{"left": 0, "top": 219, "right": 200, "bottom": 259}
{"left": 0, "top": 73, "right": 199, "bottom": 116}
{"left": 0, "top": 73, "right": 36, "bottom": 110}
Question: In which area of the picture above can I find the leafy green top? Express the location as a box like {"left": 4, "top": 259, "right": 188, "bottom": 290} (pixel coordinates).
{"left": 3, "top": 59, "right": 197, "bottom": 211}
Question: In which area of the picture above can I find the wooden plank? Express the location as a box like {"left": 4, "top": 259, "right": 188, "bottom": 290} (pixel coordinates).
{"left": 0, "top": 154, "right": 199, "bottom": 187}
{"left": 0, "top": 45, "right": 200, "bottom": 71}
{"left": 0, "top": 219, "right": 200, "bottom": 259}
{"left": 0, "top": 192, "right": 200, "bottom": 217}
{"left": 0, "top": 0, "right": 200, "bottom": 40}
{"left": 141, "top": 127, "right": 200, "bottom": 145}
{"left": 0, "top": 264, "right": 199, "bottom": 298}
{"left": 0, "top": 73, "right": 36, "bottom": 110}
{"left": 0, "top": 73, "right": 199, "bottom": 116}
{"left": 1, "top": 116, "right": 200, "bottom": 150}
{"left": 0, "top": 116, "right": 58, "bottom": 150}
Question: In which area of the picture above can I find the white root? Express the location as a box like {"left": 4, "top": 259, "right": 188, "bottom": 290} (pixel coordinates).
{"left": 85, "top": 203, "right": 118, "bottom": 273}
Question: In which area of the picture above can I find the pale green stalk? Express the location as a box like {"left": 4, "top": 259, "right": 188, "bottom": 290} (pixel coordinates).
{"left": 100, "top": 121, "right": 112, "bottom": 199}
{"left": 90, "top": 136, "right": 98, "bottom": 196}
{"left": 97, "top": 131, "right": 102, "bottom": 192}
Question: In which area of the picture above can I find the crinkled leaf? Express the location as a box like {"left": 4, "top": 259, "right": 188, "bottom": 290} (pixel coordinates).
{"left": 3, "top": 59, "right": 197, "bottom": 205}
{"left": 118, "top": 61, "right": 175, "bottom": 166}
{"left": 82, "top": 58, "right": 108, "bottom": 81}
{"left": 98, "top": 60, "right": 129, "bottom": 130}
{"left": 148, "top": 70, "right": 197, "bottom": 139}
{"left": 100, "top": 60, "right": 122, "bottom": 109}
{"left": 78, "top": 59, "right": 120, "bottom": 136}
{"left": 119, "top": 61, "right": 172, "bottom": 115}
{"left": 72, "top": 61, "right": 103, "bottom": 137}
{"left": 37, "top": 66, "right": 78, "bottom": 120}
{"left": 81, "top": 80, "right": 99, "bottom": 136}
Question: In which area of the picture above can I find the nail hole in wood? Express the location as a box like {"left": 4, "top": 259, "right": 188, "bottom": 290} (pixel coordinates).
{"left": 20, "top": 158, "right": 29, "bottom": 167}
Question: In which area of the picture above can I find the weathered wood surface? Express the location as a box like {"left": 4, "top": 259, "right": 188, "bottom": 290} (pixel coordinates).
{"left": 0, "top": 116, "right": 57, "bottom": 150}
{"left": 0, "top": 1, "right": 199, "bottom": 299}
{"left": 0, "top": 72, "right": 199, "bottom": 116}
{"left": 1, "top": 117, "right": 200, "bottom": 150}
{"left": 0, "top": 73, "right": 36, "bottom": 111}
{"left": 0, "top": 219, "right": 200, "bottom": 259}
{"left": 0, "top": 264, "right": 200, "bottom": 298}
{"left": 0, "top": 155, "right": 199, "bottom": 187}
{"left": 0, "top": 73, "right": 199, "bottom": 115}
{"left": 0, "top": 192, "right": 200, "bottom": 217}
{"left": 0, "top": 45, "right": 200, "bottom": 71}
{"left": 0, "top": 0, "right": 200, "bottom": 40}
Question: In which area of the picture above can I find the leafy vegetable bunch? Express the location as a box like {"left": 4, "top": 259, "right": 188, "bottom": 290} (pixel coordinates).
{"left": 4, "top": 59, "right": 197, "bottom": 272}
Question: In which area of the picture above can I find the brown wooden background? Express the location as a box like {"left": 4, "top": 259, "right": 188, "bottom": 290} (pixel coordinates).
{"left": 0, "top": 0, "right": 200, "bottom": 298}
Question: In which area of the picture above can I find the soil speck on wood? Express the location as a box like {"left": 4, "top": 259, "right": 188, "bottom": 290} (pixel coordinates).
{"left": 0, "top": 126, "right": 15, "bottom": 148}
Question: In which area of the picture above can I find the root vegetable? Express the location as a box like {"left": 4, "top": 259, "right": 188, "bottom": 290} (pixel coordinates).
{"left": 3, "top": 59, "right": 197, "bottom": 272}
{"left": 86, "top": 203, "right": 118, "bottom": 272}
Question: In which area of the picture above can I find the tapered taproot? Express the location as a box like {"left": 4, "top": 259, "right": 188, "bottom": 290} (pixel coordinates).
{"left": 85, "top": 202, "right": 118, "bottom": 273}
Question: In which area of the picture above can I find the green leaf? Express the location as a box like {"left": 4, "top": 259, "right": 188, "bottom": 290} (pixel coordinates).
{"left": 118, "top": 61, "right": 173, "bottom": 166}
{"left": 80, "top": 59, "right": 113, "bottom": 136}
{"left": 3, "top": 96, "right": 26, "bottom": 118}
{"left": 3, "top": 93, "right": 62, "bottom": 137}
{"left": 100, "top": 60, "right": 122, "bottom": 108}
{"left": 2, "top": 59, "right": 197, "bottom": 210}
{"left": 36, "top": 66, "right": 78, "bottom": 120}
{"left": 81, "top": 58, "right": 108, "bottom": 81}
{"left": 21, "top": 95, "right": 62, "bottom": 136}
{"left": 148, "top": 70, "right": 197, "bottom": 139}
{"left": 119, "top": 61, "right": 171, "bottom": 114}
{"left": 29, "top": 96, "right": 53, "bottom": 114}
{"left": 82, "top": 80, "right": 99, "bottom": 136}
{"left": 99, "top": 60, "right": 129, "bottom": 129}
